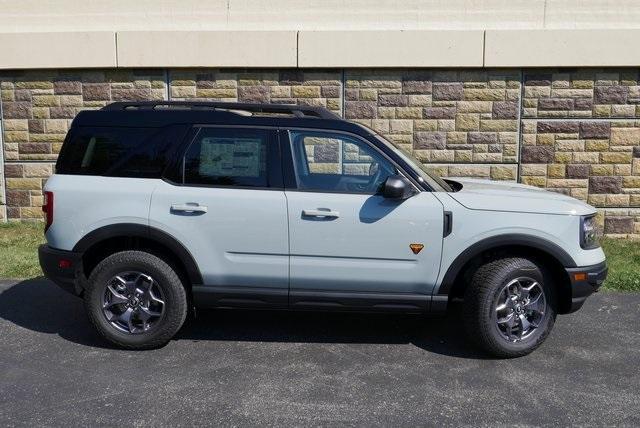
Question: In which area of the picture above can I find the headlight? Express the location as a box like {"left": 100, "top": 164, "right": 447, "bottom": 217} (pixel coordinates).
{"left": 580, "top": 214, "right": 599, "bottom": 249}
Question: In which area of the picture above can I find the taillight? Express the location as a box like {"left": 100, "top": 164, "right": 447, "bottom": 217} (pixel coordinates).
{"left": 43, "top": 191, "right": 53, "bottom": 232}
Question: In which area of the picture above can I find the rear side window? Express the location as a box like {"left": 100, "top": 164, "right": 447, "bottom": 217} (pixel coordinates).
{"left": 182, "top": 128, "right": 271, "bottom": 188}
{"left": 56, "top": 126, "right": 181, "bottom": 178}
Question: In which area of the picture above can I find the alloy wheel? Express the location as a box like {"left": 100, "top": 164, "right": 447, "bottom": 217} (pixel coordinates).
{"left": 101, "top": 271, "right": 166, "bottom": 334}
{"left": 493, "top": 277, "right": 546, "bottom": 342}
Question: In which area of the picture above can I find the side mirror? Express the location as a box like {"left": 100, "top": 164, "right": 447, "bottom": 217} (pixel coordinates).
{"left": 382, "top": 175, "right": 415, "bottom": 200}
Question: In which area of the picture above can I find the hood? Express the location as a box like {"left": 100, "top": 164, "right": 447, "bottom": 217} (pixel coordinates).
{"left": 447, "top": 178, "right": 596, "bottom": 216}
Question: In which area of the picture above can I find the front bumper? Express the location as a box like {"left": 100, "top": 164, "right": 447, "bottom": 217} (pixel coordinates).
{"left": 38, "top": 244, "right": 84, "bottom": 296}
{"left": 565, "top": 261, "right": 608, "bottom": 313}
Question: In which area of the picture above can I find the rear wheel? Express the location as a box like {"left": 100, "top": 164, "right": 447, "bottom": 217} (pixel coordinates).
{"left": 463, "top": 257, "right": 556, "bottom": 358}
{"left": 84, "top": 251, "right": 188, "bottom": 349}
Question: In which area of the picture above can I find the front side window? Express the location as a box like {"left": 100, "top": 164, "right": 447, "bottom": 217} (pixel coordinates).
{"left": 289, "top": 130, "right": 397, "bottom": 194}
{"left": 183, "top": 128, "right": 270, "bottom": 187}
{"left": 370, "top": 133, "right": 452, "bottom": 192}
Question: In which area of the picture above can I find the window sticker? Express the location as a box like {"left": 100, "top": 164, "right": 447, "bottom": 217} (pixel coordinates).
{"left": 198, "top": 137, "right": 263, "bottom": 178}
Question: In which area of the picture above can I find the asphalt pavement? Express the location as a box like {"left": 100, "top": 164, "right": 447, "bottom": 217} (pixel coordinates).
{"left": 1, "top": 278, "right": 639, "bottom": 426}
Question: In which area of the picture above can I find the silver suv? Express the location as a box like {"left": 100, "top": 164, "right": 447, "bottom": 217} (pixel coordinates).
{"left": 38, "top": 101, "right": 607, "bottom": 357}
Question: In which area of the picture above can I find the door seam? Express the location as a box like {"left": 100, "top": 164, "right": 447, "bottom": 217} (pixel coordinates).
{"left": 284, "top": 188, "right": 291, "bottom": 307}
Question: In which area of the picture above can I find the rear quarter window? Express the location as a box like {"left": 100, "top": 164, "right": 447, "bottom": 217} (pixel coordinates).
{"left": 56, "top": 126, "right": 183, "bottom": 178}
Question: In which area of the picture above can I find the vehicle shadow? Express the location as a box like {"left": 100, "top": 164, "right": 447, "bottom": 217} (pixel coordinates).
{"left": 0, "top": 278, "right": 492, "bottom": 359}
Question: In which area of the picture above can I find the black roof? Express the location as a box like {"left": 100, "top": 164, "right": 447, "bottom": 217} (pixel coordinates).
{"left": 72, "top": 101, "right": 371, "bottom": 136}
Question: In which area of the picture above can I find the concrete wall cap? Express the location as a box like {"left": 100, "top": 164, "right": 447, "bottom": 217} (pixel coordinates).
{"left": 116, "top": 31, "right": 297, "bottom": 68}
{"left": 485, "top": 29, "right": 640, "bottom": 67}
{"left": 2, "top": 28, "right": 640, "bottom": 69}
{"left": 298, "top": 30, "right": 484, "bottom": 68}
{"left": 0, "top": 32, "right": 116, "bottom": 69}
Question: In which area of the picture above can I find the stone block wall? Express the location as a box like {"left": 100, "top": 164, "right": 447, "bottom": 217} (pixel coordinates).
{"left": 304, "top": 137, "right": 342, "bottom": 174}
{"left": 0, "top": 70, "right": 166, "bottom": 161}
{"left": 0, "top": 70, "right": 166, "bottom": 219}
{"left": 520, "top": 120, "right": 640, "bottom": 206}
{"left": 1, "top": 67, "right": 639, "bottom": 236}
{"left": 345, "top": 70, "right": 521, "bottom": 159}
{"left": 520, "top": 69, "right": 640, "bottom": 237}
{"left": 344, "top": 69, "right": 520, "bottom": 182}
{"left": 0, "top": 111, "right": 5, "bottom": 221}
{"left": 169, "top": 69, "right": 342, "bottom": 114}
{"left": 302, "top": 136, "right": 378, "bottom": 176}
{"left": 522, "top": 70, "right": 640, "bottom": 119}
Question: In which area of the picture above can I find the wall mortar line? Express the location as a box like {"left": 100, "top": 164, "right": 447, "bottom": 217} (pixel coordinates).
{"left": 5, "top": 160, "right": 56, "bottom": 164}
{"left": 482, "top": 30, "right": 486, "bottom": 67}
{"left": 427, "top": 162, "right": 521, "bottom": 166}
{"left": 516, "top": 68, "right": 524, "bottom": 184}
{"left": 521, "top": 117, "right": 636, "bottom": 121}
{"left": 340, "top": 68, "right": 346, "bottom": 118}
{"left": 296, "top": 31, "right": 300, "bottom": 68}
{"left": 164, "top": 69, "right": 171, "bottom": 101}
{"left": 114, "top": 32, "right": 119, "bottom": 68}
{"left": 0, "top": 88, "right": 7, "bottom": 222}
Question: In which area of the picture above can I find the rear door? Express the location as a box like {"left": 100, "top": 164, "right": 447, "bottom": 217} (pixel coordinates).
{"left": 283, "top": 129, "right": 444, "bottom": 309}
{"left": 149, "top": 126, "right": 289, "bottom": 307}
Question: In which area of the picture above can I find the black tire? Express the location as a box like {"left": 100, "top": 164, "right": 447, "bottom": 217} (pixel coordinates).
{"left": 463, "top": 257, "right": 556, "bottom": 358}
{"left": 84, "top": 250, "right": 188, "bottom": 350}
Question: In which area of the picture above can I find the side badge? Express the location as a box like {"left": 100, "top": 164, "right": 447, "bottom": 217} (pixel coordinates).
{"left": 409, "top": 243, "right": 424, "bottom": 254}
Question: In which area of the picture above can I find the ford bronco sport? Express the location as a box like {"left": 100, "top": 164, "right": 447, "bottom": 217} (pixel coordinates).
{"left": 38, "top": 101, "right": 607, "bottom": 357}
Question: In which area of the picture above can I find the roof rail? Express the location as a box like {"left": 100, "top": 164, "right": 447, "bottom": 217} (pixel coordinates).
{"left": 101, "top": 101, "right": 342, "bottom": 120}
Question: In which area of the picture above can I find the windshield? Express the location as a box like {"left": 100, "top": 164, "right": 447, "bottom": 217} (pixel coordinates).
{"left": 369, "top": 133, "right": 452, "bottom": 192}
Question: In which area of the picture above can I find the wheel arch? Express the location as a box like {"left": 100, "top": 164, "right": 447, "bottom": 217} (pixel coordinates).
{"left": 73, "top": 223, "right": 204, "bottom": 287}
{"left": 436, "top": 234, "right": 576, "bottom": 313}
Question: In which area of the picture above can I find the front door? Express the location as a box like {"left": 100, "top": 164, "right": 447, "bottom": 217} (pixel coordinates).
{"left": 284, "top": 129, "right": 444, "bottom": 308}
{"left": 149, "top": 126, "right": 289, "bottom": 307}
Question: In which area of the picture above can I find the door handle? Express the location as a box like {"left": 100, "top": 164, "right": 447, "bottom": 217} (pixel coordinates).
{"left": 171, "top": 203, "right": 208, "bottom": 213}
{"left": 302, "top": 209, "right": 340, "bottom": 218}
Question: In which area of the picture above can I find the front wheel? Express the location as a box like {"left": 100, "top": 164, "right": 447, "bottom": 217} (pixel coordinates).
{"left": 463, "top": 257, "right": 556, "bottom": 358}
{"left": 84, "top": 250, "right": 188, "bottom": 349}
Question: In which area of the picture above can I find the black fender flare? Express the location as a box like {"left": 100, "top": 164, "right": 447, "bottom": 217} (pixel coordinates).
{"left": 435, "top": 234, "right": 576, "bottom": 296}
{"left": 73, "top": 223, "right": 203, "bottom": 285}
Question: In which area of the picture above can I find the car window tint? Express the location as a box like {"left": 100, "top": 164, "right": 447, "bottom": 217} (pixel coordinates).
{"left": 183, "top": 128, "right": 270, "bottom": 187}
{"left": 114, "top": 125, "right": 185, "bottom": 178}
{"left": 56, "top": 127, "right": 163, "bottom": 177}
{"left": 289, "top": 131, "right": 397, "bottom": 193}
